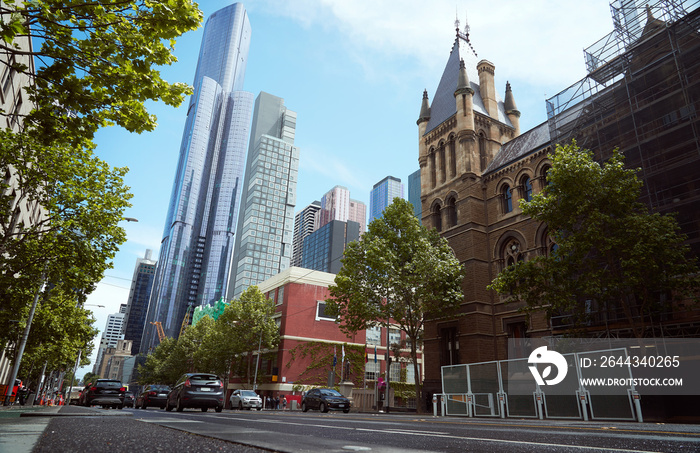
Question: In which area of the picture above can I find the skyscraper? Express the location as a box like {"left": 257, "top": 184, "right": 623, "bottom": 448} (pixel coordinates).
{"left": 408, "top": 169, "right": 422, "bottom": 218}
{"left": 94, "top": 304, "right": 127, "bottom": 375}
{"left": 227, "top": 92, "right": 299, "bottom": 298}
{"left": 301, "top": 219, "right": 360, "bottom": 274}
{"left": 291, "top": 201, "right": 321, "bottom": 267}
{"left": 318, "top": 185, "right": 366, "bottom": 233}
{"left": 121, "top": 250, "right": 156, "bottom": 356}
{"left": 369, "top": 176, "right": 404, "bottom": 223}
{"left": 143, "top": 3, "right": 254, "bottom": 348}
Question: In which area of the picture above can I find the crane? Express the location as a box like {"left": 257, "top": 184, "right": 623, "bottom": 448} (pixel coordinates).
{"left": 150, "top": 321, "right": 165, "bottom": 343}
{"left": 180, "top": 304, "right": 194, "bottom": 338}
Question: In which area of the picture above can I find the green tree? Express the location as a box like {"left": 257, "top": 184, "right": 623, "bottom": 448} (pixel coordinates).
{"left": 0, "top": 0, "right": 201, "bottom": 371}
{"left": 81, "top": 372, "right": 99, "bottom": 387}
{"left": 326, "top": 198, "right": 464, "bottom": 411}
{"left": 136, "top": 337, "right": 178, "bottom": 385}
{"left": 488, "top": 142, "right": 700, "bottom": 337}
{"left": 216, "top": 286, "right": 279, "bottom": 389}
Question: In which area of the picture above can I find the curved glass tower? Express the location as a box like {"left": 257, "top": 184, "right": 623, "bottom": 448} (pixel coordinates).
{"left": 142, "top": 3, "right": 254, "bottom": 350}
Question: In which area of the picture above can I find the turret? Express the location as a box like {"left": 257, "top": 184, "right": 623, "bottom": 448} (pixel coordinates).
{"left": 454, "top": 59, "right": 475, "bottom": 133}
{"left": 477, "top": 60, "right": 498, "bottom": 118}
{"left": 417, "top": 89, "right": 431, "bottom": 160}
{"left": 504, "top": 81, "right": 521, "bottom": 136}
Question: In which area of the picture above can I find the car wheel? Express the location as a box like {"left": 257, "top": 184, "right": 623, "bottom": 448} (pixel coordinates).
{"left": 176, "top": 397, "right": 184, "bottom": 412}
{"left": 238, "top": 402, "right": 243, "bottom": 410}
{"left": 320, "top": 402, "right": 328, "bottom": 413}
{"left": 201, "top": 407, "right": 208, "bottom": 412}
{"left": 118, "top": 405, "right": 124, "bottom": 410}
{"left": 142, "top": 401, "right": 148, "bottom": 410}
{"left": 256, "top": 407, "right": 261, "bottom": 411}
{"left": 343, "top": 409, "right": 350, "bottom": 413}
{"left": 302, "top": 402, "right": 308, "bottom": 412}
{"left": 215, "top": 406, "right": 222, "bottom": 413}
{"left": 165, "top": 400, "right": 172, "bottom": 412}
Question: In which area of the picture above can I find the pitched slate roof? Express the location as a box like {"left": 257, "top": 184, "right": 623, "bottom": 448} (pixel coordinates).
{"left": 485, "top": 121, "right": 551, "bottom": 174}
{"left": 424, "top": 35, "right": 513, "bottom": 135}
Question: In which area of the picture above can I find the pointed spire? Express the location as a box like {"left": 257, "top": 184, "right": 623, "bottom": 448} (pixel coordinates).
{"left": 504, "top": 81, "right": 518, "bottom": 113}
{"left": 454, "top": 59, "right": 474, "bottom": 97}
{"left": 417, "top": 89, "right": 431, "bottom": 125}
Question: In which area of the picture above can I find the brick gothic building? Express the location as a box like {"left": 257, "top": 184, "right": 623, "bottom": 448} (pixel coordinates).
{"left": 420, "top": 2, "right": 700, "bottom": 397}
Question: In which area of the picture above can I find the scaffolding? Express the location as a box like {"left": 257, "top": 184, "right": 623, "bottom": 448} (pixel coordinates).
{"left": 546, "top": 0, "right": 700, "bottom": 258}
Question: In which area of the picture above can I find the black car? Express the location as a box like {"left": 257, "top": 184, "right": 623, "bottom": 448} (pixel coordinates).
{"left": 123, "top": 391, "right": 135, "bottom": 408}
{"left": 82, "top": 379, "right": 126, "bottom": 409}
{"left": 135, "top": 384, "right": 171, "bottom": 409}
{"left": 165, "top": 373, "right": 223, "bottom": 412}
{"left": 301, "top": 388, "right": 350, "bottom": 413}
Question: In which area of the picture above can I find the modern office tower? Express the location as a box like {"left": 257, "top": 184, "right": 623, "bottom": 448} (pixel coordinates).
{"left": 301, "top": 220, "right": 361, "bottom": 274}
{"left": 227, "top": 92, "right": 299, "bottom": 299}
{"left": 369, "top": 176, "right": 404, "bottom": 223}
{"left": 408, "top": 169, "right": 422, "bottom": 219}
{"left": 318, "top": 185, "right": 367, "bottom": 233}
{"left": 121, "top": 250, "right": 156, "bottom": 356}
{"left": 143, "top": 3, "right": 254, "bottom": 348}
{"left": 94, "top": 305, "right": 127, "bottom": 375}
{"left": 291, "top": 201, "right": 321, "bottom": 267}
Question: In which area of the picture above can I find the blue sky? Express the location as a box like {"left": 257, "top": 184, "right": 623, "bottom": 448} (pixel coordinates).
{"left": 79, "top": 0, "right": 615, "bottom": 377}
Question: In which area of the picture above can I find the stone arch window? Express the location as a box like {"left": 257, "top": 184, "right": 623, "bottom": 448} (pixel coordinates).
{"left": 540, "top": 165, "right": 552, "bottom": 191}
{"left": 429, "top": 149, "right": 436, "bottom": 188}
{"left": 478, "top": 131, "right": 487, "bottom": 171}
{"left": 503, "top": 238, "right": 523, "bottom": 268}
{"left": 502, "top": 184, "right": 513, "bottom": 214}
{"left": 445, "top": 195, "right": 457, "bottom": 228}
{"left": 448, "top": 135, "right": 457, "bottom": 179}
{"left": 431, "top": 202, "right": 442, "bottom": 232}
{"left": 521, "top": 175, "right": 533, "bottom": 202}
{"left": 439, "top": 141, "right": 446, "bottom": 183}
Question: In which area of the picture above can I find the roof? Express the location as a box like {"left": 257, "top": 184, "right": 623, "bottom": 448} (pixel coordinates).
{"left": 424, "top": 34, "right": 513, "bottom": 135}
{"left": 485, "top": 122, "right": 551, "bottom": 173}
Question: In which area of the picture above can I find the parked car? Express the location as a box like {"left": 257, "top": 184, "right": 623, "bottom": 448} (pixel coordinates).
{"left": 135, "top": 385, "right": 171, "bottom": 409}
{"left": 68, "top": 386, "right": 84, "bottom": 405}
{"left": 123, "top": 391, "right": 135, "bottom": 408}
{"left": 229, "top": 389, "right": 262, "bottom": 410}
{"left": 301, "top": 388, "right": 350, "bottom": 413}
{"left": 81, "top": 379, "right": 127, "bottom": 409}
{"left": 165, "top": 373, "right": 223, "bottom": 412}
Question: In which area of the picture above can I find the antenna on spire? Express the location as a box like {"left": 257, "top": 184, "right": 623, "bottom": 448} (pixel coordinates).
{"left": 455, "top": 7, "right": 460, "bottom": 33}
{"left": 464, "top": 11, "right": 470, "bottom": 35}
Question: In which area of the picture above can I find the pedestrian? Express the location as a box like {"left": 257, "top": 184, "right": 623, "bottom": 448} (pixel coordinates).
{"left": 275, "top": 396, "right": 280, "bottom": 410}
{"left": 281, "top": 395, "right": 287, "bottom": 410}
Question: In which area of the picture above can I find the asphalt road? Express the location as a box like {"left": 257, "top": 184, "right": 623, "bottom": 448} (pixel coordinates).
{"left": 31, "top": 405, "right": 700, "bottom": 453}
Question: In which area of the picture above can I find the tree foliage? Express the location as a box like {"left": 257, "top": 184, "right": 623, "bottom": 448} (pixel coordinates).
{"left": 488, "top": 142, "right": 700, "bottom": 337}
{"left": 0, "top": 0, "right": 202, "bottom": 373}
{"left": 325, "top": 198, "right": 464, "bottom": 410}
{"left": 136, "top": 287, "right": 279, "bottom": 389}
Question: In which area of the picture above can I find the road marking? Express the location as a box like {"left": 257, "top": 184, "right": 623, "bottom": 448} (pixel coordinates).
{"left": 138, "top": 418, "right": 204, "bottom": 424}
{"left": 220, "top": 417, "right": 664, "bottom": 453}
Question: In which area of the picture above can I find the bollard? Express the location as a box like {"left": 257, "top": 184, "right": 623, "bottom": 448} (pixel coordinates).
{"left": 432, "top": 394, "right": 438, "bottom": 416}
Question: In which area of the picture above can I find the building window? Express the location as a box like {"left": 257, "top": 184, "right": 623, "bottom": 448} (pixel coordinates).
{"left": 365, "top": 360, "right": 380, "bottom": 381}
{"left": 429, "top": 150, "right": 436, "bottom": 188}
{"left": 366, "top": 325, "right": 381, "bottom": 345}
{"left": 504, "top": 239, "right": 523, "bottom": 268}
{"left": 502, "top": 185, "right": 512, "bottom": 213}
{"left": 315, "top": 301, "right": 335, "bottom": 321}
{"left": 439, "top": 326, "right": 459, "bottom": 367}
{"left": 478, "top": 132, "right": 487, "bottom": 171}
{"left": 445, "top": 196, "right": 457, "bottom": 228}
{"left": 432, "top": 203, "right": 442, "bottom": 232}
{"left": 521, "top": 176, "right": 533, "bottom": 202}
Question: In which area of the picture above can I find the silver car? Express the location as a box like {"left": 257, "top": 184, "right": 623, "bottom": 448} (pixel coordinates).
{"left": 229, "top": 389, "right": 262, "bottom": 410}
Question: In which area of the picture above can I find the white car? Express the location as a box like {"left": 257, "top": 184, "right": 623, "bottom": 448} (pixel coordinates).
{"left": 229, "top": 389, "right": 262, "bottom": 410}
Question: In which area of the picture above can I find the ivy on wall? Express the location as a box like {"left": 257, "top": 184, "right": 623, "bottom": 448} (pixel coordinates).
{"left": 286, "top": 341, "right": 366, "bottom": 387}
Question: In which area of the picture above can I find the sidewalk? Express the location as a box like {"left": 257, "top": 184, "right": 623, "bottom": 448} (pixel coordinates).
{"left": 0, "top": 404, "right": 127, "bottom": 453}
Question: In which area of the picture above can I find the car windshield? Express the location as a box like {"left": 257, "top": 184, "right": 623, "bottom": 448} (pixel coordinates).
{"left": 240, "top": 391, "right": 257, "bottom": 397}
{"left": 95, "top": 381, "right": 122, "bottom": 389}
{"left": 151, "top": 385, "right": 170, "bottom": 391}
{"left": 189, "top": 374, "right": 219, "bottom": 382}
{"left": 320, "top": 389, "right": 342, "bottom": 397}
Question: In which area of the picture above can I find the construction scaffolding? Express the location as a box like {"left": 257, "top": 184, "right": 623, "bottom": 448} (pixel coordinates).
{"left": 547, "top": 0, "right": 700, "bottom": 259}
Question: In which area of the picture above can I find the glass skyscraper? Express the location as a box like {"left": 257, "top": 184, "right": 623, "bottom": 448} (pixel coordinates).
{"left": 408, "top": 169, "right": 422, "bottom": 219}
{"left": 122, "top": 249, "right": 156, "bottom": 355}
{"left": 143, "top": 3, "right": 254, "bottom": 348}
{"left": 369, "top": 176, "right": 404, "bottom": 223}
{"left": 228, "top": 92, "right": 299, "bottom": 298}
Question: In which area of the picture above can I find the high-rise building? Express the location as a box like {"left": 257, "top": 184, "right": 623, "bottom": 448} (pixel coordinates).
{"left": 227, "top": 92, "right": 299, "bottom": 298}
{"left": 121, "top": 250, "right": 156, "bottom": 356}
{"left": 143, "top": 3, "right": 254, "bottom": 348}
{"left": 94, "top": 304, "right": 127, "bottom": 375}
{"left": 318, "top": 185, "right": 366, "bottom": 233}
{"left": 369, "top": 176, "right": 404, "bottom": 223}
{"left": 408, "top": 169, "right": 422, "bottom": 219}
{"left": 301, "top": 220, "right": 360, "bottom": 274}
{"left": 291, "top": 201, "right": 321, "bottom": 267}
